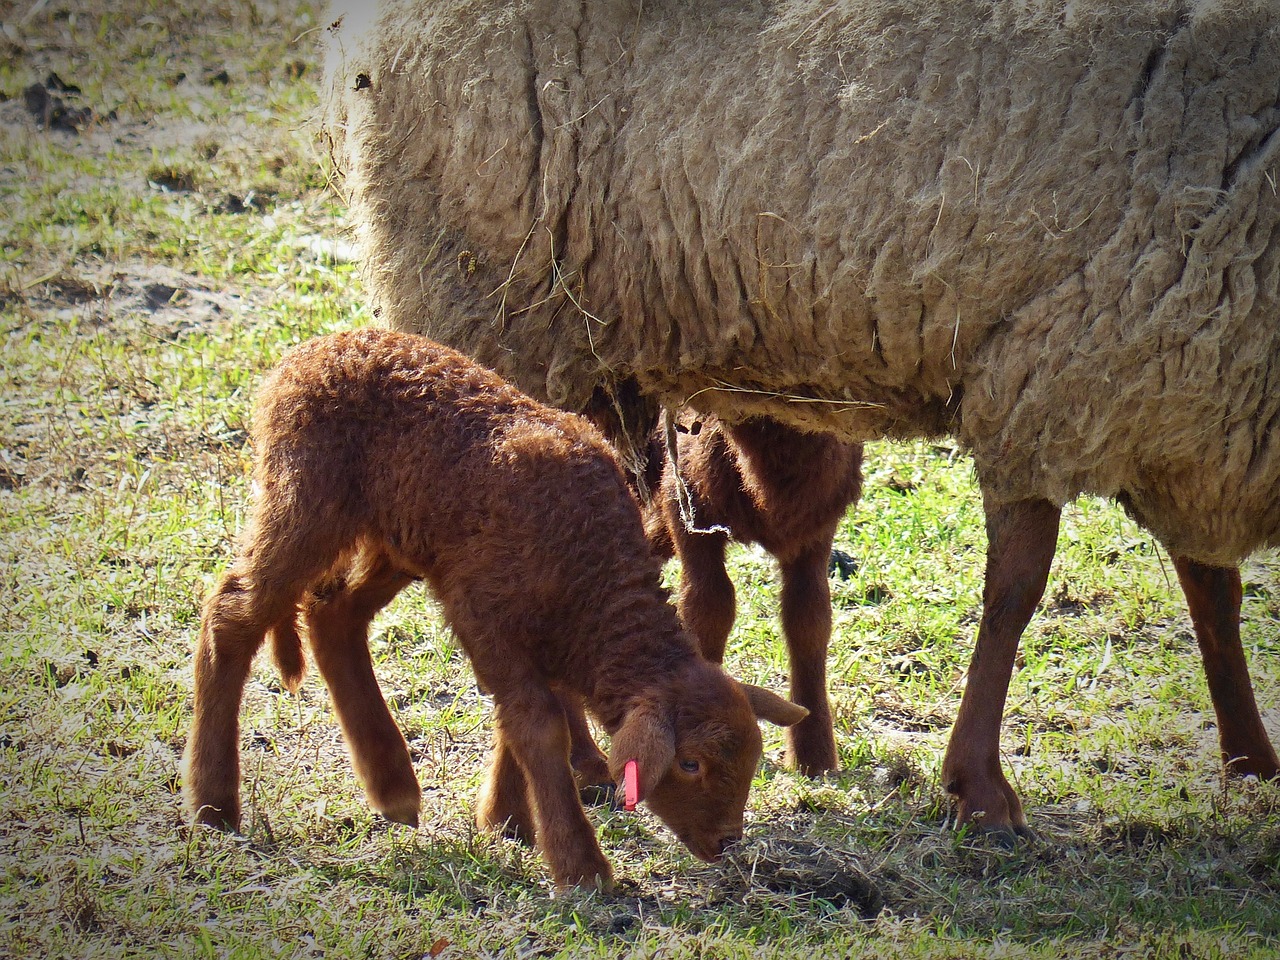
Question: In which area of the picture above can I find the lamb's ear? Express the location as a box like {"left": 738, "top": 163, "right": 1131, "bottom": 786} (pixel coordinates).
{"left": 608, "top": 705, "right": 675, "bottom": 804}
{"left": 740, "top": 683, "right": 809, "bottom": 727}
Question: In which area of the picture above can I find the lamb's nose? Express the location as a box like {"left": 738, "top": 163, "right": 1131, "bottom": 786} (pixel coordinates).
{"left": 718, "top": 833, "right": 742, "bottom": 856}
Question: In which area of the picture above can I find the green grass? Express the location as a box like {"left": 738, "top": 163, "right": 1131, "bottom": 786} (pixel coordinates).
{"left": 3, "top": 1, "right": 1280, "bottom": 956}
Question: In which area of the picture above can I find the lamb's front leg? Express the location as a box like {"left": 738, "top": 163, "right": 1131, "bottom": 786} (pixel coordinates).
{"left": 489, "top": 691, "right": 613, "bottom": 891}
{"left": 778, "top": 543, "right": 838, "bottom": 775}
{"left": 476, "top": 730, "right": 536, "bottom": 844}
{"left": 673, "top": 527, "right": 736, "bottom": 663}
{"left": 558, "top": 691, "right": 613, "bottom": 797}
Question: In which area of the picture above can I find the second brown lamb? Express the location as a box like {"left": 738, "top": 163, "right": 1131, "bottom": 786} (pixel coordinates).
{"left": 181, "top": 328, "right": 806, "bottom": 891}
{"left": 644, "top": 414, "right": 863, "bottom": 775}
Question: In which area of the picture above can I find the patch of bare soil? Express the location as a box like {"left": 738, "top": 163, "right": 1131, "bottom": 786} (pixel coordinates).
{"left": 10, "top": 260, "right": 258, "bottom": 332}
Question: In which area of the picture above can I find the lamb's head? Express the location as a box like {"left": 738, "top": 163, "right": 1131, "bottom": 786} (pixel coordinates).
{"left": 608, "top": 659, "right": 807, "bottom": 862}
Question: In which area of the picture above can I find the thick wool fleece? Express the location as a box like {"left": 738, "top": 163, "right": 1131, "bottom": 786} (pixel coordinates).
{"left": 321, "top": 0, "right": 1280, "bottom": 564}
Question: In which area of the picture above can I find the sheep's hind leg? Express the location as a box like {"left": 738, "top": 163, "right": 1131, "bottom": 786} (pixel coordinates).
{"left": 1173, "top": 556, "right": 1280, "bottom": 781}
{"left": 941, "top": 497, "right": 1060, "bottom": 841}
{"left": 778, "top": 543, "right": 838, "bottom": 775}
{"left": 305, "top": 550, "right": 421, "bottom": 826}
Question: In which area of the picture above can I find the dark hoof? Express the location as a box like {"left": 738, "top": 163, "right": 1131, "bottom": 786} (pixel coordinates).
{"left": 827, "top": 548, "right": 858, "bottom": 580}
{"left": 959, "top": 819, "right": 1037, "bottom": 848}
{"left": 580, "top": 780, "right": 616, "bottom": 807}
{"left": 190, "top": 804, "right": 240, "bottom": 833}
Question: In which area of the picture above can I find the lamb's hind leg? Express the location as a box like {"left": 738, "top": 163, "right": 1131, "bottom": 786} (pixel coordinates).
{"left": 183, "top": 538, "right": 328, "bottom": 830}
{"left": 942, "top": 497, "right": 1060, "bottom": 839}
{"left": 1173, "top": 556, "right": 1280, "bottom": 780}
{"left": 779, "top": 542, "right": 838, "bottom": 775}
{"left": 305, "top": 549, "right": 421, "bottom": 826}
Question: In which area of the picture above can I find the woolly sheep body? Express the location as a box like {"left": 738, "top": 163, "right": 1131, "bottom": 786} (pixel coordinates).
{"left": 322, "top": 0, "right": 1280, "bottom": 565}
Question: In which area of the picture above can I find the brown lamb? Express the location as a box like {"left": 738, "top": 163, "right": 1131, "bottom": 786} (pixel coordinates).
{"left": 643, "top": 414, "right": 863, "bottom": 776}
{"left": 180, "top": 327, "right": 806, "bottom": 891}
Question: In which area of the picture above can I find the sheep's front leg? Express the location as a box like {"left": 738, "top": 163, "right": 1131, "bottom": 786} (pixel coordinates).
{"left": 941, "top": 497, "right": 1060, "bottom": 840}
{"left": 488, "top": 691, "right": 613, "bottom": 891}
{"left": 778, "top": 543, "right": 838, "bottom": 775}
{"left": 306, "top": 555, "right": 421, "bottom": 826}
{"left": 1173, "top": 557, "right": 1280, "bottom": 780}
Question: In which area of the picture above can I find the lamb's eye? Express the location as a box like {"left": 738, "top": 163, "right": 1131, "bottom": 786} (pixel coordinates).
{"left": 678, "top": 759, "right": 701, "bottom": 774}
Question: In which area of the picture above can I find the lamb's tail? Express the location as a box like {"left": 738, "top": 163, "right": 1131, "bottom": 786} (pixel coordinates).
{"left": 269, "top": 610, "right": 307, "bottom": 694}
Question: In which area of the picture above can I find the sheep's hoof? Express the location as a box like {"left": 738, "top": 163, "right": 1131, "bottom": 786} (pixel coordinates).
{"left": 1224, "top": 754, "right": 1280, "bottom": 780}
{"left": 827, "top": 548, "right": 859, "bottom": 580}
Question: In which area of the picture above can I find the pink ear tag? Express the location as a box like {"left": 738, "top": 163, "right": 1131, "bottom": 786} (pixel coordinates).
{"left": 623, "top": 759, "right": 639, "bottom": 811}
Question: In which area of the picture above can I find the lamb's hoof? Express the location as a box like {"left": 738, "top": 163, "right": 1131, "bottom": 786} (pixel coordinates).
{"left": 490, "top": 815, "right": 536, "bottom": 846}
{"left": 371, "top": 793, "right": 421, "bottom": 828}
{"left": 381, "top": 807, "right": 420, "bottom": 829}
{"left": 188, "top": 801, "right": 241, "bottom": 833}
{"left": 579, "top": 781, "right": 616, "bottom": 807}
{"left": 827, "top": 548, "right": 858, "bottom": 579}
{"left": 791, "top": 762, "right": 839, "bottom": 779}
{"left": 571, "top": 754, "right": 615, "bottom": 805}
{"left": 956, "top": 816, "right": 1037, "bottom": 848}
{"left": 550, "top": 861, "right": 614, "bottom": 894}
{"left": 785, "top": 743, "right": 839, "bottom": 778}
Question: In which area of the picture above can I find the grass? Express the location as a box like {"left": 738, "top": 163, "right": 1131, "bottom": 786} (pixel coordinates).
{"left": 3, "top": 0, "right": 1280, "bottom": 956}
